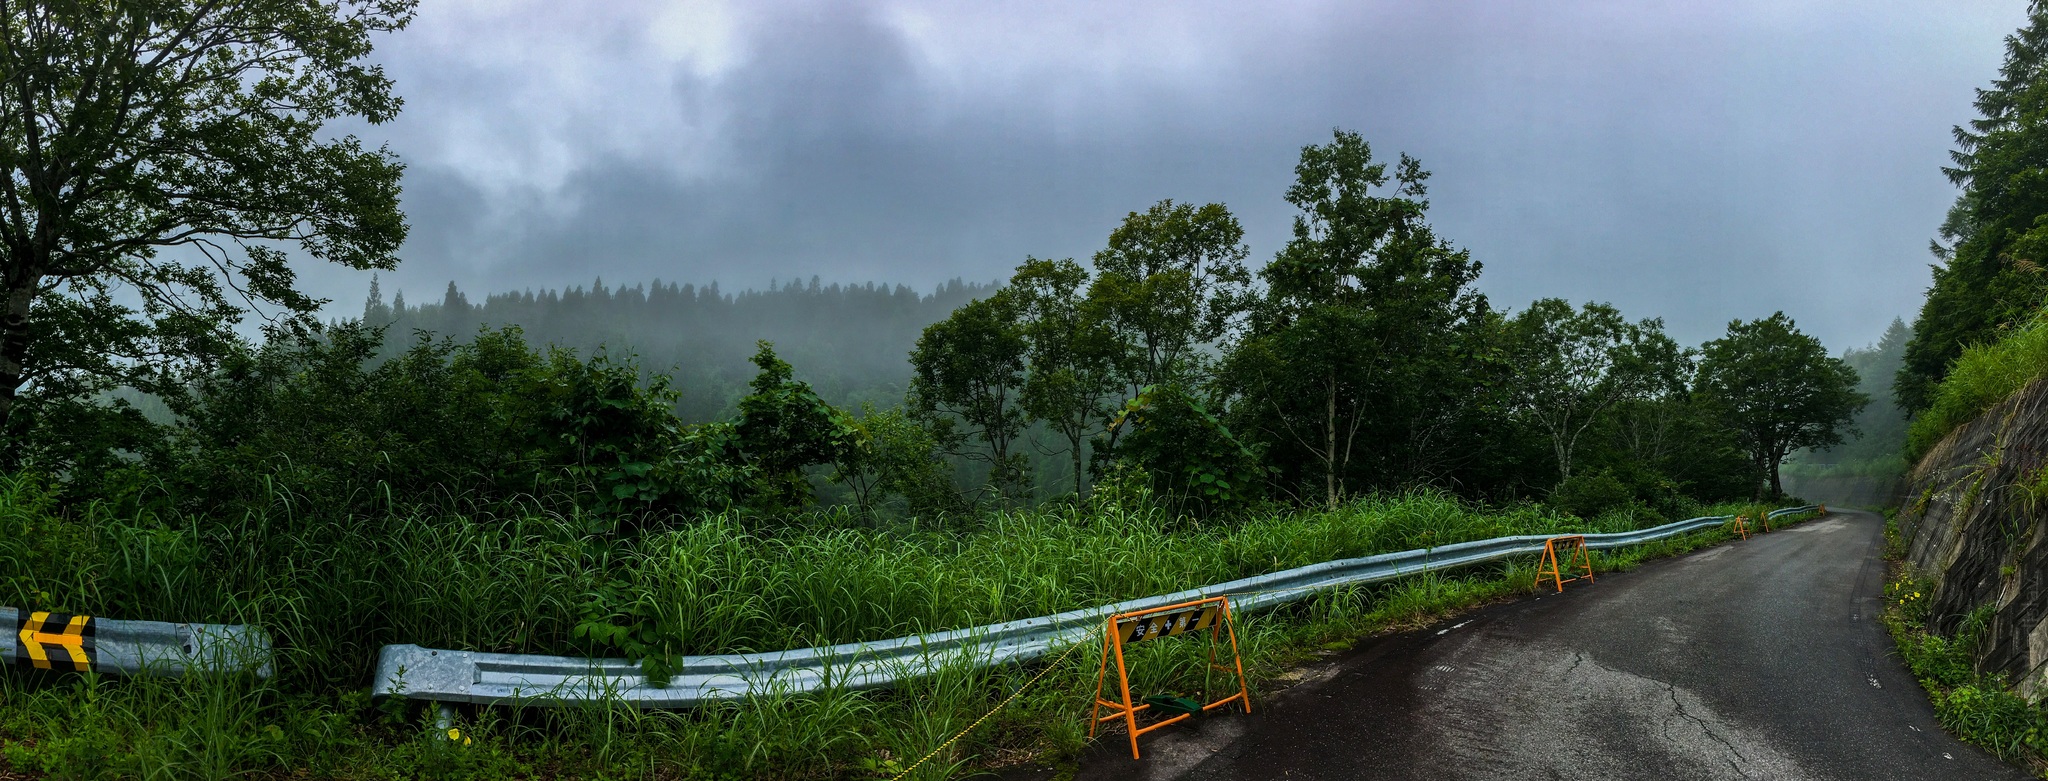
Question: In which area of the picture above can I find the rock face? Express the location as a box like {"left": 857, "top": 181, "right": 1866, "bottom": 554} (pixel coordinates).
{"left": 1897, "top": 378, "right": 2048, "bottom": 700}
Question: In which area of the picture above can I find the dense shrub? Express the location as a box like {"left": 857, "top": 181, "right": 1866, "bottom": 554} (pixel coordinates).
{"left": 1099, "top": 384, "right": 1269, "bottom": 518}
{"left": 137, "top": 322, "right": 701, "bottom": 522}
{"left": 1548, "top": 469, "right": 1635, "bottom": 519}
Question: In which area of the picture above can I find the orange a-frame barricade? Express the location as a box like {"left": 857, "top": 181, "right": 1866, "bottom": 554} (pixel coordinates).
{"left": 1731, "top": 514, "right": 1752, "bottom": 540}
{"left": 1535, "top": 535, "right": 1594, "bottom": 593}
{"left": 1090, "top": 595, "right": 1250, "bottom": 760}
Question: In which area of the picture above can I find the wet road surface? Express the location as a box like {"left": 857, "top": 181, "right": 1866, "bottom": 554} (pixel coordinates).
{"left": 1010, "top": 510, "right": 2025, "bottom": 781}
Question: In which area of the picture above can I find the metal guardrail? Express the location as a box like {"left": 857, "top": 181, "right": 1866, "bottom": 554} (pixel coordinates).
{"left": 1, "top": 607, "right": 275, "bottom": 678}
{"left": 372, "top": 506, "right": 1821, "bottom": 708}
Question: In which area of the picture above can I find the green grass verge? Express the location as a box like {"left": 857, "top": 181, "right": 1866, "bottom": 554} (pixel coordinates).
{"left": 1906, "top": 312, "right": 2048, "bottom": 460}
{"left": 0, "top": 484, "right": 1800, "bottom": 780}
{"left": 1879, "top": 517, "right": 2048, "bottom": 777}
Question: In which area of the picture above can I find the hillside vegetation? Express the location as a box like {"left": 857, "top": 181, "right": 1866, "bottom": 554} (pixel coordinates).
{"left": 1906, "top": 310, "right": 2048, "bottom": 459}
{"left": 1882, "top": 6, "right": 2048, "bottom": 777}
{"left": 0, "top": 7, "right": 1871, "bottom": 775}
{"left": 0, "top": 131, "right": 1862, "bottom": 779}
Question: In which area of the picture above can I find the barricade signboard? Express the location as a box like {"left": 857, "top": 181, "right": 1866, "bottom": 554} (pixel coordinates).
{"left": 1115, "top": 603, "right": 1219, "bottom": 644}
{"left": 1535, "top": 535, "right": 1594, "bottom": 593}
{"left": 1090, "top": 596, "right": 1249, "bottom": 760}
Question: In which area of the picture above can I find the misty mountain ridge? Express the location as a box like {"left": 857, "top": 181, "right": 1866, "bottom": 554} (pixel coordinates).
{"left": 360, "top": 275, "right": 1000, "bottom": 422}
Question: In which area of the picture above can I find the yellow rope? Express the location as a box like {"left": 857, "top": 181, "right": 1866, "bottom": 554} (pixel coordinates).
{"left": 888, "top": 641, "right": 1086, "bottom": 781}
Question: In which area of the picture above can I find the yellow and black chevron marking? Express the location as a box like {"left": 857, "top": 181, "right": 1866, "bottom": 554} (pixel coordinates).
{"left": 14, "top": 611, "right": 95, "bottom": 672}
{"left": 1115, "top": 605, "right": 1219, "bottom": 644}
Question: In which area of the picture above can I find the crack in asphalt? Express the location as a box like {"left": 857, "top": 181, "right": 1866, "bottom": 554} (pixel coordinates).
{"left": 1664, "top": 680, "right": 1752, "bottom": 779}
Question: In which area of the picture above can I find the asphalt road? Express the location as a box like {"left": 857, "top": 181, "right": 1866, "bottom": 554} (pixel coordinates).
{"left": 1016, "top": 509, "right": 2027, "bottom": 781}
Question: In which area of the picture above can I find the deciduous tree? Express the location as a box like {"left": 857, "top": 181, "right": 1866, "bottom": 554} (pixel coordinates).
{"left": 1697, "top": 313, "right": 1865, "bottom": 498}
{"left": 1086, "top": 199, "right": 1252, "bottom": 395}
{"left": 1221, "top": 129, "right": 1487, "bottom": 507}
{"left": 1010, "top": 257, "right": 1113, "bottom": 497}
{"left": 909, "top": 292, "right": 1030, "bottom": 499}
{"left": 0, "top": 0, "right": 416, "bottom": 452}
{"left": 1505, "top": 299, "right": 1672, "bottom": 483}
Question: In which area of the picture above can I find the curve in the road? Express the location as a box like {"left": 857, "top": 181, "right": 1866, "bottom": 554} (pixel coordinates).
{"left": 1015, "top": 510, "right": 2025, "bottom": 781}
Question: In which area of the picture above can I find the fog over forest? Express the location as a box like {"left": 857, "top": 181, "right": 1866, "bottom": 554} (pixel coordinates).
{"left": 366, "top": 276, "right": 997, "bottom": 422}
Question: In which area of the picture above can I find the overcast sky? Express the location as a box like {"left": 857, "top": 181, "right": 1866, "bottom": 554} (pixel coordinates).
{"left": 312, "top": 0, "right": 2029, "bottom": 351}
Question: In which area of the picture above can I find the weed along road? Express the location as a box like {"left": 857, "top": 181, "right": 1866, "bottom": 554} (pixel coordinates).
{"left": 1026, "top": 510, "right": 2024, "bottom": 781}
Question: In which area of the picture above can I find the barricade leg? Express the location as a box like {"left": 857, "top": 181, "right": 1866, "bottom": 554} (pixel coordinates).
{"left": 1537, "top": 539, "right": 1564, "bottom": 593}
{"left": 1090, "top": 618, "right": 1112, "bottom": 738}
{"left": 1223, "top": 600, "right": 1250, "bottom": 714}
{"left": 1113, "top": 632, "right": 1141, "bottom": 759}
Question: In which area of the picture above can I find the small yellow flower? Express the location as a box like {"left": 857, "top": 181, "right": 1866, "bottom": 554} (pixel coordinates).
{"left": 464, "top": 737, "right": 473, "bottom": 746}
{"left": 447, "top": 728, "right": 462, "bottom": 742}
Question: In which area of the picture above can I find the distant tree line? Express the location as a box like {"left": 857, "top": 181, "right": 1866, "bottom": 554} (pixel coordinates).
{"left": 361, "top": 276, "right": 997, "bottom": 423}
{"left": 1786, "top": 319, "right": 1912, "bottom": 478}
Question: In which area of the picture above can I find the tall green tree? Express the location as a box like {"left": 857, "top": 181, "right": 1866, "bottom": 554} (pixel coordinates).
{"left": 1605, "top": 324, "right": 1696, "bottom": 470}
{"left": 1010, "top": 257, "right": 1113, "bottom": 497}
{"left": 1697, "top": 313, "right": 1866, "bottom": 498}
{"left": 1086, "top": 199, "right": 1252, "bottom": 395}
{"left": 1221, "top": 129, "right": 1488, "bottom": 507}
{"left": 0, "top": 0, "right": 415, "bottom": 450}
{"left": 1505, "top": 299, "right": 1669, "bottom": 483}
{"left": 736, "top": 341, "right": 854, "bottom": 509}
{"left": 1898, "top": 2, "right": 2048, "bottom": 412}
{"left": 908, "top": 292, "right": 1030, "bottom": 499}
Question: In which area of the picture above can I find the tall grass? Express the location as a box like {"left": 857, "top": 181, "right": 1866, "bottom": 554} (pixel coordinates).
{"left": 1906, "top": 311, "right": 2048, "bottom": 459}
{"left": 0, "top": 475, "right": 1766, "bottom": 779}
{"left": 0, "top": 478, "right": 1622, "bottom": 686}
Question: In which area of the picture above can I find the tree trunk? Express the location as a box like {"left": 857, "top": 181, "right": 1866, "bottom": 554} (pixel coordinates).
{"left": 1325, "top": 372, "right": 1338, "bottom": 508}
{"left": 1071, "top": 430, "right": 1085, "bottom": 499}
{"left": 1554, "top": 429, "right": 1573, "bottom": 483}
{"left": 0, "top": 274, "right": 36, "bottom": 455}
{"left": 1767, "top": 445, "right": 1785, "bottom": 500}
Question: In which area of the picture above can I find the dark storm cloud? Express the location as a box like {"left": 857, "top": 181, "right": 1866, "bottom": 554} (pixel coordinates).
{"left": 316, "top": 0, "right": 2025, "bottom": 351}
